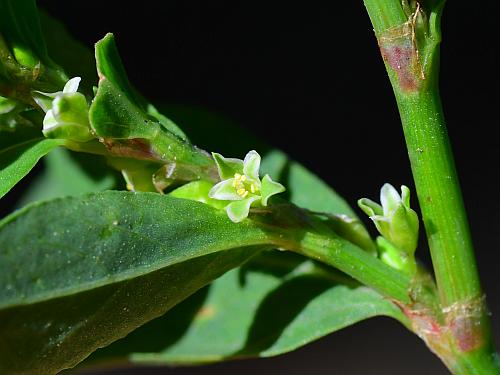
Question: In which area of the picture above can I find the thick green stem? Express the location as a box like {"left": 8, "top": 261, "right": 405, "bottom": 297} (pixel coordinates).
{"left": 397, "top": 90, "right": 480, "bottom": 306}
{"left": 363, "top": 0, "right": 498, "bottom": 373}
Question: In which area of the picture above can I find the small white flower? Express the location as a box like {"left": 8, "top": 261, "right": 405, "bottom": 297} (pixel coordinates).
{"left": 208, "top": 150, "right": 285, "bottom": 223}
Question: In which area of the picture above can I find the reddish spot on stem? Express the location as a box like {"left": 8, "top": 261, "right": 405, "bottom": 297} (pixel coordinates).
{"left": 448, "top": 314, "right": 485, "bottom": 352}
{"left": 380, "top": 42, "right": 420, "bottom": 92}
{"left": 377, "top": 22, "right": 423, "bottom": 93}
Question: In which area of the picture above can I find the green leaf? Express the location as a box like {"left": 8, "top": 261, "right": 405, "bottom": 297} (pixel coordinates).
{"left": 0, "top": 192, "right": 271, "bottom": 374}
{"left": 82, "top": 107, "right": 385, "bottom": 368}
{"left": 94, "top": 33, "right": 144, "bottom": 108}
{"left": 94, "top": 33, "right": 187, "bottom": 140}
{"left": 94, "top": 251, "right": 408, "bottom": 365}
{"left": 0, "top": 137, "right": 64, "bottom": 199}
{"left": 89, "top": 79, "right": 216, "bottom": 183}
{"left": 90, "top": 79, "right": 157, "bottom": 140}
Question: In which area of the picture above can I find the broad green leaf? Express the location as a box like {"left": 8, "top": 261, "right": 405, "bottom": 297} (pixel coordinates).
{"left": 0, "top": 192, "right": 270, "bottom": 374}
{"left": 84, "top": 106, "right": 376, "bottom": 368}
{"left": 0, "top": 137, "right": 64, "bottom": 199}
{"left": 16, "top": 147, "right": 118, "bottom": 206}
{"left": 94, "top": 251, "right": 408, "bottom": 365}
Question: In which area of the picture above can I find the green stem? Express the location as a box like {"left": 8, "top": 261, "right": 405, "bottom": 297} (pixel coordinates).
{"left": 445, "top": 349, "right": 500, "bottom": 375}
{"left": 364, "top": 0, "right": 482, "bottom": 313}
{"left": 397, "top": 90, "right": 480, "bottom": 306}
{"left": 293, "top": 230, "right": 411, "bottom": 303}
{"left": 363, "top": 0, "right": 498, "bottom": 373}
{"left": 262, "top": 206, "right": 412, "bottom": 303}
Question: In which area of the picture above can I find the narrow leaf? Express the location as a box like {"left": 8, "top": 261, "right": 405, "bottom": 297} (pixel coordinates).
{"left": 0, "top": 137, "right": 64, "bottom": 199}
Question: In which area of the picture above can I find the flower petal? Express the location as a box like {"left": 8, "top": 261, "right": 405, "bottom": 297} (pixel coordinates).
{"left": 260, "top": 174, "right": 285, "bottom": 206}
{"left": 32, "top": 91, "right": 58, "bottom": 112}
{"left": 400, "top": 185, "right": 411, "bottom": 208}
{"left": 212, "top": 153, "right": 244, "bottom": 180}
{"left": 63, "top": 77, "right": 81, "bottom": 93}
{"left": 243, "top": 150, "right": 261, "bottom": 181}
{"left": 380, "top": 183, "right": 401, "bottom": 216}
{"left": 226, "top": 196, "right": 260, "bottom": 223}
{"left": 170, "top": 180, "right": 228, "bottom": 209}
{"left": 42, "top": 109, "right": 58, "bottom": 132}
{"left": 208, "top": 179, "right": 241, "bottom": 201}
{"left": 357, "top": 198, "right": 383, "bottom": 217}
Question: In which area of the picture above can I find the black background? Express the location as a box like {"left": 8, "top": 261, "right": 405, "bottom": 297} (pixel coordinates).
{"left": 4, "top": 1, "right": 500, "bottom": 374}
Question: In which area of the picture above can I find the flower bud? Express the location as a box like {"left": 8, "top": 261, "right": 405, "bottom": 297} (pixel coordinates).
{"left": 358, "top": 183, "right": 419, "bottom": 256}
{"left": 34, "top": 77, "right": 93, "bottom": 142}
{"left": 43, "top": 92, "right": 93, "bottom": 142}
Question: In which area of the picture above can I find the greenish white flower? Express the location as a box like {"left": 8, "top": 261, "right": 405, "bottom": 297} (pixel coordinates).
{"left": 358, "top": 183, "right": 419, "bottom": 256}
{"left": 209, "top": 150, "right": 285, "bottom": 223}
{"left": 33, "top": 77, "right": 93, "bottom": 142}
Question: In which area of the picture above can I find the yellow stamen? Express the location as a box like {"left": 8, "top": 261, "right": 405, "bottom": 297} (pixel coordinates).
{"left": 234, "top": 173, "right": 253, "bottom": 198}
